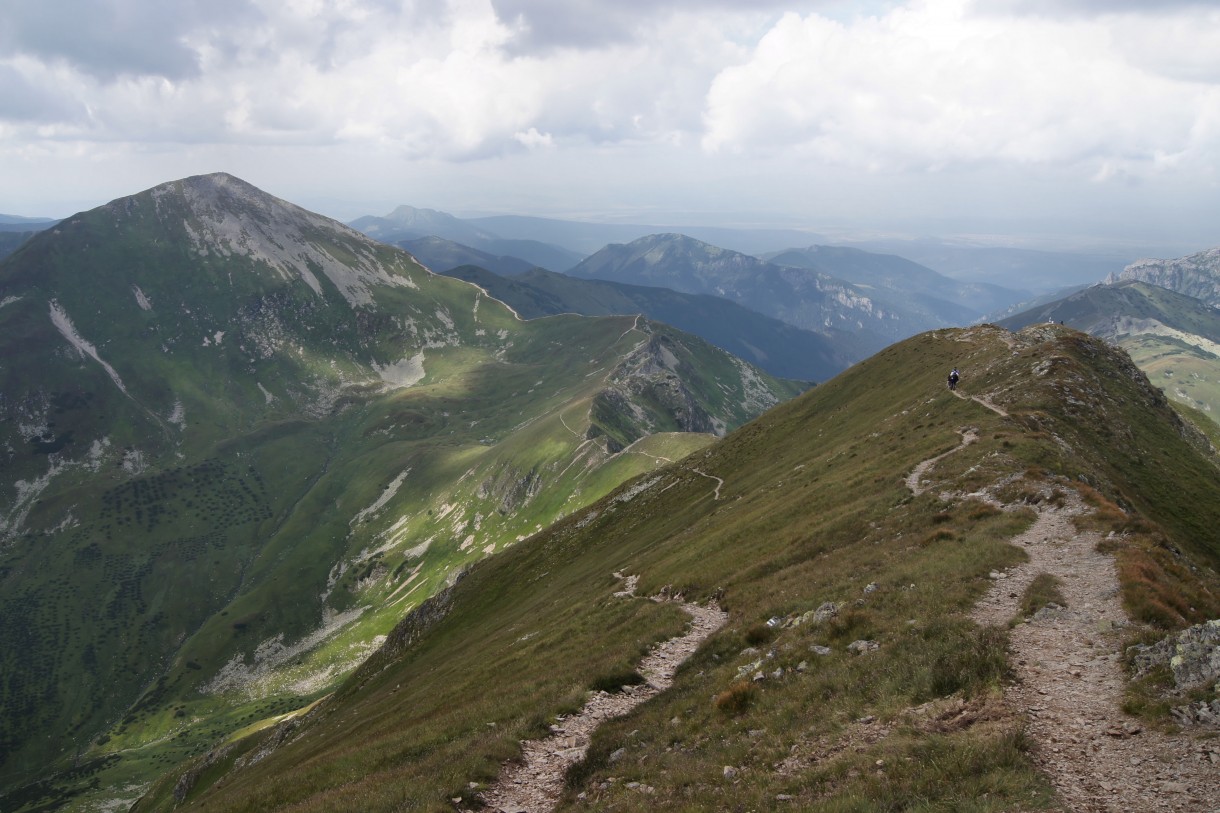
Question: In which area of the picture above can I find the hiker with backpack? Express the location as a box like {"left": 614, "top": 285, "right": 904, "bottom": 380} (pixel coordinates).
{"left": 948, "top": 368, "right": 960, "bottom": 391}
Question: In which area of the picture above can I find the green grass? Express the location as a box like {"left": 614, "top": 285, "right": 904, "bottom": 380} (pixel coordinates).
{"left": 1122, "top": 334, "right": 1220, "bottom": 427}
{"left": 1016, "top": 574, "right": 1067, "bottom": 623}
{"left": 0, "top": 181, "right": 802, "bottom": 810}
{"left": 125, "top": 323, "right": 1220, "bottom": 813}
{"left": 113, "top": 326, "right": 1035, "bottom": 811}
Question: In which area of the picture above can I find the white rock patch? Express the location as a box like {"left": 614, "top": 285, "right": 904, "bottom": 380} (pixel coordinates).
{"left": 373, "top": 352, "right": 425, "bottom": 389}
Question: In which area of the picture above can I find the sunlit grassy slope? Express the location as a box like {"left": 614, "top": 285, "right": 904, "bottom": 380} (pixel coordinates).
{"left": 135, "top": 324, "right": 1220, "bottom": 812}
{"left": 0, "top": 174, "right": 803, "bottom": 811}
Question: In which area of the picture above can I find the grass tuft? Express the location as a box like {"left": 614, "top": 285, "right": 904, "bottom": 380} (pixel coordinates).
{"left": 714, "top": 681, "right": 756, "bottom": 715}
{"left": 1016, "top": 573, "right": 1067, "bottom": 622}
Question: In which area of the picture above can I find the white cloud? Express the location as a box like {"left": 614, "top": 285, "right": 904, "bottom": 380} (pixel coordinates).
{"left": 701, "top": 0, "right": 1219, "bottom": 185}
{"left": 514, "top": 127, "right": 554, "bottom": 148}
{"left": 0, "top": 0, "right": 1217, "bottom": 248}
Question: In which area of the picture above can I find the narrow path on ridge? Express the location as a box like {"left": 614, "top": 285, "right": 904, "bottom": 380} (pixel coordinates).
{"left": 971, "top": 498, "right": 1218, "bottom": 812}
{"left": 689, "top": 468, "right": 725, "bottom": 501}
{"left": 480, "top": 578, "right": 728, "bottom": 813}
{"left": 902, "top": 394, "right": 1218, "bottom": 811}
{"left": 905, "top": 427, "right": 978, "bottom": 496}
{"left": 950, "top": 386, "right": 1010, "bottom": 418}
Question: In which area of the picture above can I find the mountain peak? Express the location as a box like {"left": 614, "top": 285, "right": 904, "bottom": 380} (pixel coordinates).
{"left": 100, "top": 173, "right": 420, "bottom": 308}
{"left": 1105, "top": 246, "right": 1220, "bottom": 307}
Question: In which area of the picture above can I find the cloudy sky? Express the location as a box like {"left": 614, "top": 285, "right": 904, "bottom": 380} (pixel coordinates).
{"left": 2, "top": 0, "right": 1218, "bottom": 251}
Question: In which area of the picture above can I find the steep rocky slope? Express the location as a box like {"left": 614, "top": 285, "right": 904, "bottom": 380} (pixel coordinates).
{"left": 1107, "top": 247, "right": 1220, "bottom": 307}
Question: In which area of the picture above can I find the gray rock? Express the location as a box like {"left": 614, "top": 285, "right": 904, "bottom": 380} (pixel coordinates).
{"left": 1128, "top": 619, "right": 1220, "bottom": 691}
{"left": 847, "top": 640, "right": 879, "bottom": 655}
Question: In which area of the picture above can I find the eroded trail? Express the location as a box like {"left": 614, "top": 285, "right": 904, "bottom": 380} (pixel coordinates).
{"left": 972, "top": 500, "right": 1218, "bottom": 811}
{"left": 482, "top": 586, "right": 728, "bottom": 813}
{"left": 903, "top": 389, "right": 1219, "bottom": 812}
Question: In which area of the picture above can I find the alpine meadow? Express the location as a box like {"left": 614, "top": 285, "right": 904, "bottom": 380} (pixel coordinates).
{"left": 1, "top": 175, "right": 1218, "bottom": 813}
{"left": 0, "top": 174, "right": 802, "bottom": 811}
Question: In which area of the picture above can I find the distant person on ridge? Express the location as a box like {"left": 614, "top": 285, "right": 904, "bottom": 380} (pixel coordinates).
{"left": 948, "top": 367, "right": 960, "bottom": 391}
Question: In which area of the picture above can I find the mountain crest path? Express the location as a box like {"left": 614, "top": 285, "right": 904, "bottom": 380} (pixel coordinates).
{"left": 921, "top": 385, "right": 1219, "bottom": 811}
{"left": 480, "top": 576, "right": 727, "bottom": 813}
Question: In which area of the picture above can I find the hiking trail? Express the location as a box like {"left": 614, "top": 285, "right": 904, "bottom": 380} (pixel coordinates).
{"left": 906, "top": 386, "right": 1219, "bottom": 811}
{"left": 972, "top": 497, "right": 1218, "bottom": 811}
{"left": 480, "top": 576, "right": 728, "bottom": 813}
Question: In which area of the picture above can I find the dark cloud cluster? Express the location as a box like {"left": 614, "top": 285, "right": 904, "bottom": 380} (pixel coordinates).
{"left": 491, "top": 0, "right": 812, "bottom": 52}
{"left": 0, "top": 0, "right": 258, "bottom": 81}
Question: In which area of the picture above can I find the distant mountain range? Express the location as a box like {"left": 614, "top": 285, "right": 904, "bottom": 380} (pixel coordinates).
{"left": 0, "top": 214, "right": 57, "bottom": 232}
{"left": 439, "top": 263, "right": 852, "bottom": 381}
{"left": 0, "top": 215, "right": 56, "bottom": 261}
{"left": 351, "top": 209, "right": 1111, "bottom": 363}
{"left": 0, "top": 174, "right": 802, "bottom": 809}
{"left": 567, "top": 233, "right": 989, "bottom": 353}
{"left": 350, "top": 206, "right": 584, "bottom": 272}
{"left": 763, "top": 243, "right": 1024, "bottom": 321}
{"left": 1001, "top": 276, "right": 1220, "bottom": 423}
{"left": 401, "top": 232, "right": 1033, "bottom": 374}
{"left": 349, "top": 207, "right": 1154, "bottom": 297}
{"left": 843, "top": 238, "right": 1136, "bottom": 292}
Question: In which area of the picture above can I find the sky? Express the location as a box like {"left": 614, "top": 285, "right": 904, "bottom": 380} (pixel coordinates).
{"left": 2, "top": 0, "right": 1219, "bottom": 252}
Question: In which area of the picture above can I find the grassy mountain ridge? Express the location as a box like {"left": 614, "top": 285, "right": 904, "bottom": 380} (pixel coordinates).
{"left": 135, "top": 323, "right": 1220, "bottom": 812}
{"left": 1000, "top": 280, "right": 1220, "bottom": 424}
{"left": 0, "top": 174, "right": 802, "bottom": 810}
{"left": 436, "top": 263, "right": 850, "bottom": 381}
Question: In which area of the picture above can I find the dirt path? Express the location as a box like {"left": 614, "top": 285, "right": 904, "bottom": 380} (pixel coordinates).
{"left": 481, "top": 582, "right": 728, "bottom": 813}
{"left": 905, "top": 427, "right": 978, "bottom": 496}
{"left": 900, "top": 390, "right": 1219, "bottom": 812}
{"left": 970, "top": 499, "right": 1219, "bottom": 811}
{"left": 689, "top": 468, "right": 725, "bottom": 501}
{"left": 951, "top": 386, "right": 1010, "bottom": 418}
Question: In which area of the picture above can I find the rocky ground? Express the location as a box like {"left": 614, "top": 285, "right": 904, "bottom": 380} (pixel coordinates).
{"left": 973, "top": 501, "right": 1219, "bottom": 813}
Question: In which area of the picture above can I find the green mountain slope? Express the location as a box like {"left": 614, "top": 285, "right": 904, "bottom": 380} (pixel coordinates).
{"left": 0, "top": 174, "right": 802, "bottom": 810}
{"left": 133, "top": 323, "right": 1220, "bottom": 813}
{"left": 435, "top": 263, "right": 850, "bottom": 381}
{"left": 999, "top": 280, "right": 1220, "bottom": 423}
